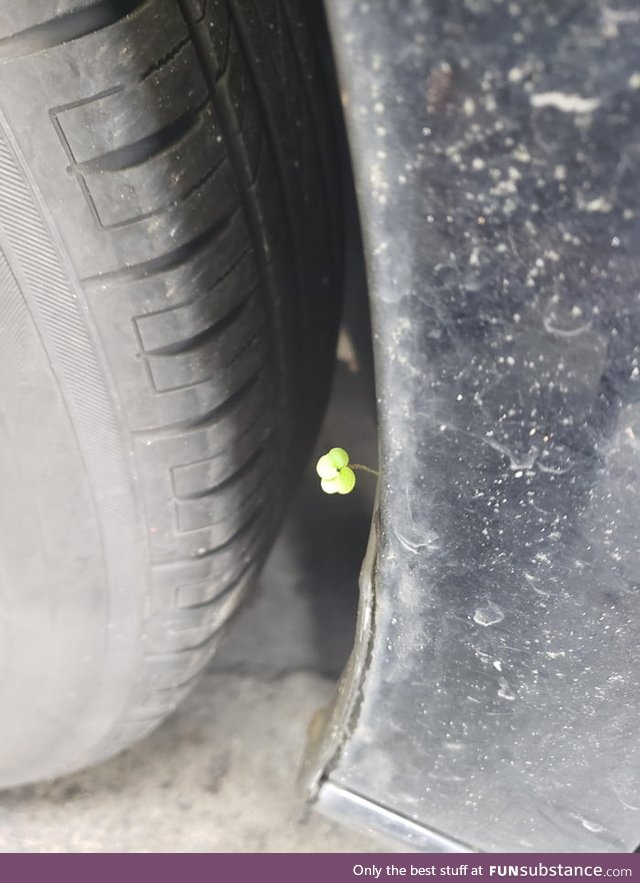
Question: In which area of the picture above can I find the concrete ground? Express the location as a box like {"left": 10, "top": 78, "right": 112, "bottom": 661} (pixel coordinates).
{"left": 0, "top": 285, "right": 385, "bottom": 851}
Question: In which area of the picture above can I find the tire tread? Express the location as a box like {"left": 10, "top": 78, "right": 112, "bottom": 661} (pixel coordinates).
{"left": 0, "top": 0, "right": 341, "bottom": 771}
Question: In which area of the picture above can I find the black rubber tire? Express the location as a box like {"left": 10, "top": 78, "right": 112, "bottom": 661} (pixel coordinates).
{"left": 0, "top": 0, "right": 342, "bottom": 786}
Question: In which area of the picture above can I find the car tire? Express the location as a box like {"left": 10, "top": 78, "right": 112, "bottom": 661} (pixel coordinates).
{"left": 0, "top": 0, "right": 342, "bottom": 786}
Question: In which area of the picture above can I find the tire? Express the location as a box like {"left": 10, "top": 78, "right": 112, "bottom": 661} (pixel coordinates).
{"left": 0, "top": 0, "right": 342, "bottom": 786}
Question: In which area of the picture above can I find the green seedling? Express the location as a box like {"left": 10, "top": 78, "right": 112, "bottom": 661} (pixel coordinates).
{"left": 315, "top": 446, "right": 378, "bottom": 495}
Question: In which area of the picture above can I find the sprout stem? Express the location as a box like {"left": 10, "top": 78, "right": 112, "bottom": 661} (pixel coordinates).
{"left": 350, "top": 464, "right": 379, "bottom": 477}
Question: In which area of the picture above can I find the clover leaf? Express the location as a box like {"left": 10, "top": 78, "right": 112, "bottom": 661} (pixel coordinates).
{"left": 316, "top": 447, "right": 356, "bottom": 495}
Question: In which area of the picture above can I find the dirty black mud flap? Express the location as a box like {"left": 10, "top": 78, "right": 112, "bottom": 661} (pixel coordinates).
{"left": 310, "top": 0, "right": 640, "bottom": 853}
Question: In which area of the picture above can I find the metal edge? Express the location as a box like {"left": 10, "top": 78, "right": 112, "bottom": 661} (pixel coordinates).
{"left": 316, "top": 781, "right": 475, "bottom": 854}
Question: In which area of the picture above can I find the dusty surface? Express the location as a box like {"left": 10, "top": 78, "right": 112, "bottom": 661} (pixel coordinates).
{"left": 0, "top": 324, "right": 383, "bottom": 852}
{"left": 0, "top": 671, "right": 377, "bottom": 852}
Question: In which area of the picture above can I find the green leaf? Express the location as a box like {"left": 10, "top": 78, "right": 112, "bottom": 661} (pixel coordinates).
{"left": 320, "top": 476, "right": 340, "bottom": 494}
{"left": 327, "top": 447, "right": 349, "bottom": 469}
{"left": 335, "top": 466, "right": 356, "bottom": 494}
{"left": 316, "top": 454, "right": 339, "bottom": 480}
{"left": 316, "top": 448, "right": 356, "bottom": 495}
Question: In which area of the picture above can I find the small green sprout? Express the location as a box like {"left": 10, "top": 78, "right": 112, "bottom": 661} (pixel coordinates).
{"left": 315, "top": 447, "right": 378, "bottom": 495}
{"left": 316, "top": 447, "right": 355, "bottom": 494}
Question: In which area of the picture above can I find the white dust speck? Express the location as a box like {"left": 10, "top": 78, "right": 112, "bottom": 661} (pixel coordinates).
{"left": 530, "top": 92, "right": 600, "bottom": 113}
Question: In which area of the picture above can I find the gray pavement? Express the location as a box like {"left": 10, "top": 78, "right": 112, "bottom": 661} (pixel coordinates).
{"left": 0, "top": 669, "right": 377, "bottom": 852}
{"left": 0, "top": 325, "right": 384, "bottom": 852}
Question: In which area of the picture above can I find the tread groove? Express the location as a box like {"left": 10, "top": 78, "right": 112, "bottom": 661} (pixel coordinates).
{"left": 145, "top": 290, "right": 253, "bottom": 357}
{"left": 155, "top": 504, "right": 265, "bottom": 569}
{"left": 97, "top": 154, "right": 226, "bottom": 232}
{"left": 177, "top": 556, "right": 256, "bottom": 610}
{"left": 74, "top": 101, "right": 211, "bottom": 175}
{"left": 169, "top": 399, "right": 273, "bottom": 496}
{"left": 176, "top": 466, "right": 270, "bottom": 533}
{"left": 176, "top": 437, "right": 268, "bottom": 500}
{"left": 145, "top": 627, "right": 221, "bottom": 660}
{"left": 140, "top": 35, "right": 191, "bottom": 81}
{"left": 227, "top": 0, "right": 304, "bottom": 295}
{"left": 0, "top": 0, "right": 150, "bottom": 62}
{"left": 280, "top": 2, "right": 340, "bottom": 266}
{"left": 226, "top": 326, "right": 264, "bottom": 368}
{"left": 137, "top": 245, "right": 252, "bottom": 322}
{"left": 83, "top": 207, "right": 240, "bottom": 288}
{"left": 176, "top": 0, "right": 290, "bottom": 413}
{"left": 133, "top": 370, "right": 261, "bottom": 437}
